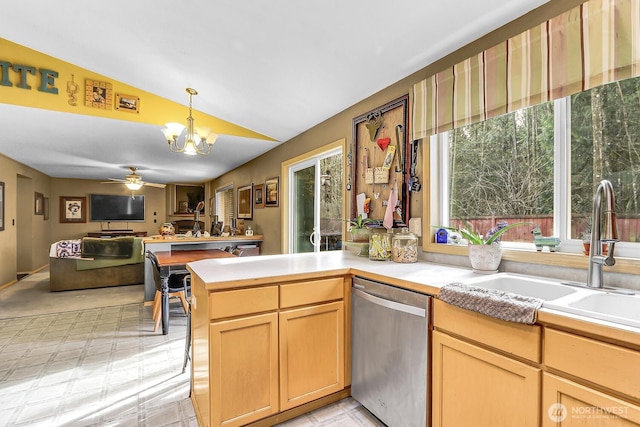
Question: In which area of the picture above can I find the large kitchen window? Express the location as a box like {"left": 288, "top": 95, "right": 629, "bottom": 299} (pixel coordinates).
{"left": 432, "top": 75, "right": 640, "bottom": 257}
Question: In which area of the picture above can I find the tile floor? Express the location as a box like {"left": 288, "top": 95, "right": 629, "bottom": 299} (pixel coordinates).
{"left": 0, "top": 300, "right": 385, "bottom": 426}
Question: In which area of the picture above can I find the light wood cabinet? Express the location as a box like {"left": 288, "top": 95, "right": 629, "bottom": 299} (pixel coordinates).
{"left": 279, "top": 301, "right": 345, "bottom": 411}
{"left": 191, "top": 275, "right": 348, "bottom": 427}
{"left": 542, "top": 373, "right": 640, "bottom": 426}
{"left": 432, "top": 330, "right": 541, "bottom": 427}
{"left": 542, "top": 327, "right": 640, "bottom": 426}
{"left": 210, "top": 313, "right": 279, "bottom": 427}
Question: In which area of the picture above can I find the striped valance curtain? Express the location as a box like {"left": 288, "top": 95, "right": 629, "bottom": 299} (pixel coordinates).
{"left": 412, "top": 0, "right": 640, "bottom": 141}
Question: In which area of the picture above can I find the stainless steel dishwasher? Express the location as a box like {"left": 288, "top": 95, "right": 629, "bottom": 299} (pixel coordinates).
{"left": 352, "top": 276, "right": 430, "bottom": 427}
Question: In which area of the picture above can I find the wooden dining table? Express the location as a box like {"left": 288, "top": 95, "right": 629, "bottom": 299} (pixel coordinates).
{"left": 154, "top": 249, "right": 236, "bottom": 334}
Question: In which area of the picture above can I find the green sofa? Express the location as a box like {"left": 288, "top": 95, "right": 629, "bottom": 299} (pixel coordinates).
{"left": 49, "top": 237, "right": 145, "bottom": 291}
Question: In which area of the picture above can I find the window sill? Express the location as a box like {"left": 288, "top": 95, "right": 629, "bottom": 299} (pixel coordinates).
{"left": 424, "top": 242, "right": 640, "bottom": 276}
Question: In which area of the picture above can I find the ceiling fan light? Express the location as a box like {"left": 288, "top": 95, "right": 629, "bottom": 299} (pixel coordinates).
{"left": 125, "top": 182, "right": 143, "bottom": 191}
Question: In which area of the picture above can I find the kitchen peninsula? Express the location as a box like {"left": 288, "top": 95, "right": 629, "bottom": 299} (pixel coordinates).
{"left": 143, "top": 234, "right": 263, "bottom": 301}
{"left": 187, "top": 251, "right": 640, "bottom": 427}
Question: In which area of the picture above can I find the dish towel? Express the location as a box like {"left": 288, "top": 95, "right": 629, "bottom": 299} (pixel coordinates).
{"left": 438, "top": 282, "right": 544, "bottom": 324}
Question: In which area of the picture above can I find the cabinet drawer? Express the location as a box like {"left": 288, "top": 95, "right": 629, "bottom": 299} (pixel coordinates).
{"left": 545, "top": 328, "right": 640, "bottom": 400}
{"left": 433, "top": 299, "right": 541, "bottom": 363}
{"left": 209, "top": 286, "right": 278, "bottom": 320}
{"left": 280, "top": 277, "right": 344, "bottom": 308}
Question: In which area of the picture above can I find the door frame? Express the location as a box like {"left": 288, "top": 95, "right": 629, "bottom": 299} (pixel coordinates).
{"left": 281, "top": 138, "right": 346, "bottom": 253}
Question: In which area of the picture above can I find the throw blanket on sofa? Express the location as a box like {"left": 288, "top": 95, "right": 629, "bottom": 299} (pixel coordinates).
{"left": 76, "top": 237, "right": 145, "bottom": 271}
{"left": 81, "top": 236, "right": 135, "bottom": 258}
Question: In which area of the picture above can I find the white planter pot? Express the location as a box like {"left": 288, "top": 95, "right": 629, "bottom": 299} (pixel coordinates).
{"left": 468, "top": 243, "right": 502, "bottom": 272}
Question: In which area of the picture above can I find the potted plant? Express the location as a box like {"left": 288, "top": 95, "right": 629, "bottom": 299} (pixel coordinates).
{"left": 580, "top": 217, "right": 607, "bottom": 255}
{"left": 442, "top": 221, "right": 532, "bottom": 272}
{"left": 346, "top": 214, "right": 376, "bottom": 242}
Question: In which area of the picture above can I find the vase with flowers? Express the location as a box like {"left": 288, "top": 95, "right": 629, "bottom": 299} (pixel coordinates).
{"left": 443, "top": 221, "right": 532, "bottom": 273}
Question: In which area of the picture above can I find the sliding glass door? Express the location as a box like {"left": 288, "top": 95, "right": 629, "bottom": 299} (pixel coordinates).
{"left": 289, "top": 148, "right": 343, "bottom": 253}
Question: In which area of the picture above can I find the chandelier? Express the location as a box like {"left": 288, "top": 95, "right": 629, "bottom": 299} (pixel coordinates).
{"left": 161, "top": 88, "right": 218, "bottom": 155}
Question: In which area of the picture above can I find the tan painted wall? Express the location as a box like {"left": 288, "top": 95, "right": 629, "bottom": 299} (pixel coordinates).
{"left": 49, "top": 178, "right": 167, "bottom": 243}
{"left": 210, "top": 0, "right": 583, "bottom": 255}
{"left": 0, "top": 153, "right": 52, "bottom": 285}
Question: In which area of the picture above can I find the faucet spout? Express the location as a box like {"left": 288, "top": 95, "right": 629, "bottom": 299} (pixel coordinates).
{"left": 587, "top": 179, "right": 619, "bottom": 288}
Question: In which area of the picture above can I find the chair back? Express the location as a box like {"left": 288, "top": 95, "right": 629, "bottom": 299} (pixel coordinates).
{"left": 147, "top": 250, "right": 190, "bottom": 292}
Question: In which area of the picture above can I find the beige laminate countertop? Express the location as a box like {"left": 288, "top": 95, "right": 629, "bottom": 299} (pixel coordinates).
{"left": 187, "top": 250, "right": 640, "bottom": 347}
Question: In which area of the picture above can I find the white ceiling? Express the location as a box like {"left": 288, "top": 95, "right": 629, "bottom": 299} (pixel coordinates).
{"left": 0, "top": 0, "right": 549, "bottom": 185}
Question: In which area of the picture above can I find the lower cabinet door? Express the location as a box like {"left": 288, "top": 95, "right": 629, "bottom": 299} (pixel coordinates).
{"left": 210, "top": 312, "right": 279, "bottom": 427}
{"left": 542, "top": 373, "right": 640, "bottom": 426}
{"left": 279, "top": 301, "right": 345, "bottom": 411}
{"left": 432, "top": 330, "right": 541, "bottom": 427}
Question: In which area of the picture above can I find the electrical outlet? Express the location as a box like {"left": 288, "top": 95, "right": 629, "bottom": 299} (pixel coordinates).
{"left": 409, "top": 217, "right": 422, "bottom": 237}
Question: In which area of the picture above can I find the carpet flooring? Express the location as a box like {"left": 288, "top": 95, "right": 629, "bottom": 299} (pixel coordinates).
{"left": 0, "top": 271, "right": 385, "bottom": 426}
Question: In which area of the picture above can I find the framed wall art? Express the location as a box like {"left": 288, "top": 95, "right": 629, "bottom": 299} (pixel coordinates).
{"left": 85, "top": 79, "right": 113, "bottom": 109}
{"left": 254, "top": 184, "right": 265, "bottom": 209}
{"left": 115, "top": 93, "right": 140, "bottom": 113}
{"left": 34, "top": 192, "right": 44, "bottom": 215}
{"left": 237, "top": 184, "right": 253, "bottom": 219}
{"left": 60, "top": 196, "right": 87, "bottom": 223}
{"left": 0, "top": 182, "right": 4, "bottom": 231}
{"left": 265, "top": 177, "right": 279, "bottom": 207}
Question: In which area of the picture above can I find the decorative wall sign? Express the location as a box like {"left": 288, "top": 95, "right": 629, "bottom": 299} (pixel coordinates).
{"left": 60, "top": 196, "right": 87, "bottom": 223}
{"left": 115, "top": 93, "right": 140, "bottom": 113}
{"left": 85, "top": 79, "right": 113, "bottom": 109}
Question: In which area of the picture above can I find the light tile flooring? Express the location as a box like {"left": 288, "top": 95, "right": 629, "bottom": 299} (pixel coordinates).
{"left": 0, "top": 300, "right": 385, "bottom": 426}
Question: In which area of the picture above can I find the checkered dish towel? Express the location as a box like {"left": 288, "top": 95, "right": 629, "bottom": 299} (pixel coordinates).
{"left": 438, "top": 282, "right": 543, "bottom": 324}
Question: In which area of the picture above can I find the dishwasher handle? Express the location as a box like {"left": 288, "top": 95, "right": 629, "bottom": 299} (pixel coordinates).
{"left": 353, "top": 288, "right": 426, "bottom": 318}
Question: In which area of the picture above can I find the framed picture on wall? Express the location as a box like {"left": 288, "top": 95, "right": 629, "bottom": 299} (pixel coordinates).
{"left": 114, "top": 93, "right": 140, "bottom": 113}
{"left": 265, "top": 177, "right": 279, "bottom": 207}
{"left": 0, "top": 182, "right": 4, "bottom": 231}
{"left": 237, "top": 184, "right": 253, "bottom": 219}
{"left": 60, "top": 196, "right": 87, "bottom": 223}
{"left": 34, "top": 192, "right": 44, "bottom": 215}
{"left": 254, "top": 184, "right": 265, "bottom": 209}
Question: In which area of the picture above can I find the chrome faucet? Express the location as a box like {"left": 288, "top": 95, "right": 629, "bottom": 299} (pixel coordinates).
{"left": 587, "top": 180, "right": 619, "bottom": 288}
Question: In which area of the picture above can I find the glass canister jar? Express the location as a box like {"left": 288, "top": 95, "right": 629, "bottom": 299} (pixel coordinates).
{"left": 392, "top": 228, "right": 418, "bottom": 263}
{"left": 369, "top": 230, "right": 392, "bottom": 261}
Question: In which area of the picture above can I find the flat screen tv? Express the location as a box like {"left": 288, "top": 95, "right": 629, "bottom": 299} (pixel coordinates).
{"left": 90, "top": 194, "right": 145, "bottom": 222}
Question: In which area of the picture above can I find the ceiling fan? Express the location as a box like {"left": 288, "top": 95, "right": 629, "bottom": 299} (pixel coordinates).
{"left": 101, "top": 166, "right": 166, "bottom": 191}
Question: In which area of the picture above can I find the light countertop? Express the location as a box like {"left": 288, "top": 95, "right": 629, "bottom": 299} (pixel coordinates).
{"left": 187, "top": 250, "right": 640, "bottom": 346}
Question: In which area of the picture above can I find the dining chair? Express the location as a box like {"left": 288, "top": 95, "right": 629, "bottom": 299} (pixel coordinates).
{"left": 147, "top": 251, "right": 190, "bottom": 333}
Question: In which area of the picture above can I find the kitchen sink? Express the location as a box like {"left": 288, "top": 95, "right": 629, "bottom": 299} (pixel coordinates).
{"left": 462, "top": 273, "right": 578, "bottom": 301}
{"left": 545, "top": 292, "right": 640, "bottom": 329}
